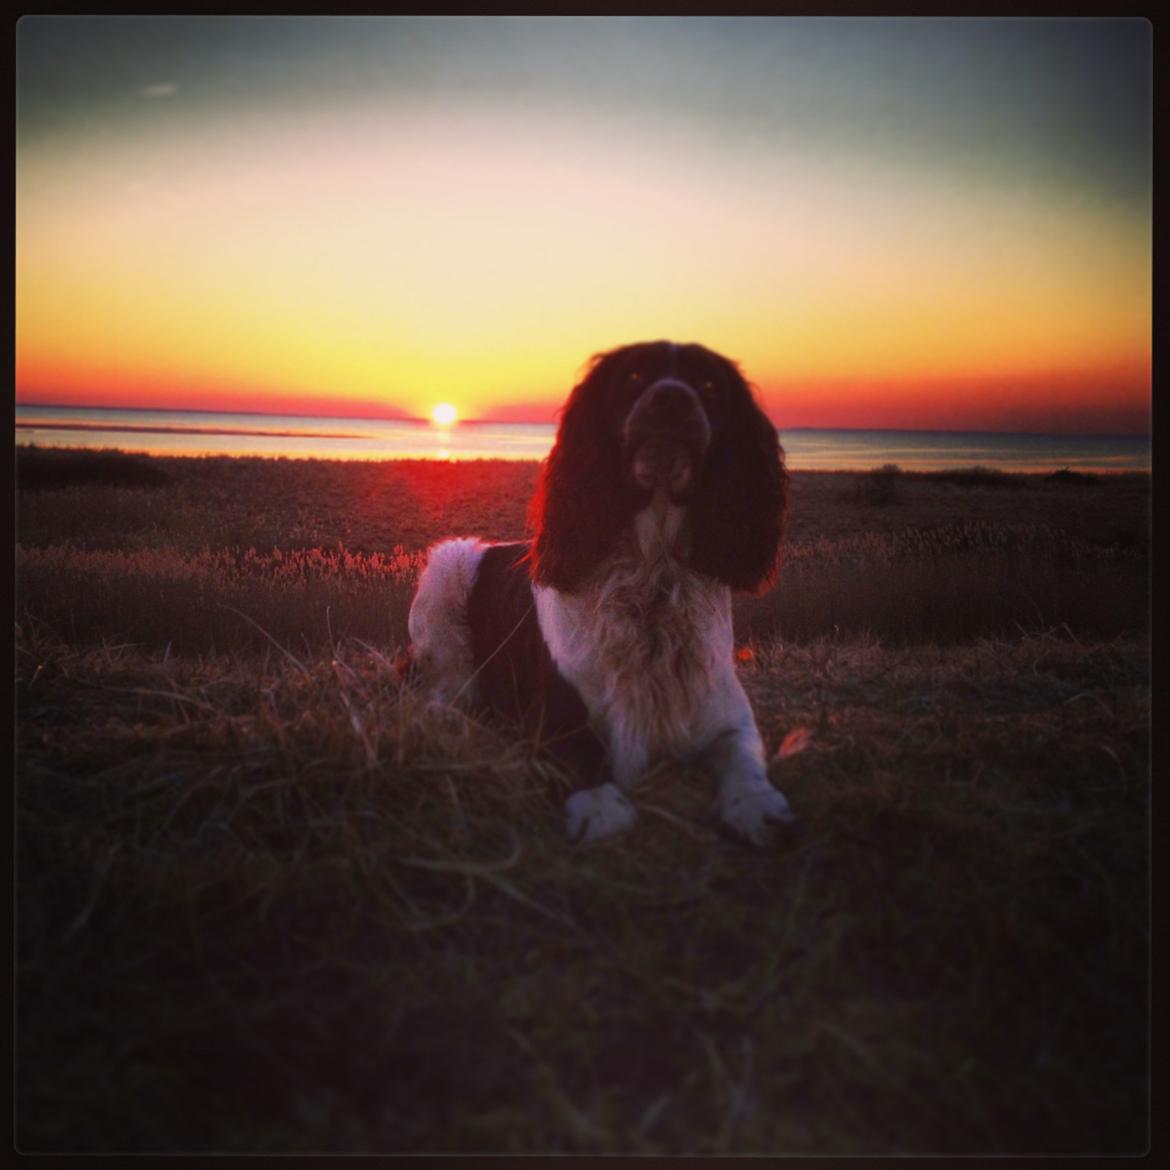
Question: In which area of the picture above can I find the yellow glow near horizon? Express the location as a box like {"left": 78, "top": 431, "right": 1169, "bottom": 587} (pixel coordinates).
{"left": 430, "top": 402, "right": 459, "bottom": 426}
{"left": 14, "top": 98, "right": 1151, "bottom": 431}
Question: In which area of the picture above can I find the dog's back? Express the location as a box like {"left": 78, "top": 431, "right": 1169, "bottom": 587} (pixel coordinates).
{"left": 409, "top": 539, "right": 588, "bottom": 726}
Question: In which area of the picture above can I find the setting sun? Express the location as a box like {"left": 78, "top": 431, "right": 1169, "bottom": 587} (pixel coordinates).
{"left": 430, "top": 403, "right": 459, "bottom": 426}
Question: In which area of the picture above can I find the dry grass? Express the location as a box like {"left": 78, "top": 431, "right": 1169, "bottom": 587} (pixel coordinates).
{"left": 16, "top": 445, "right": 173, "bottom": 490}
{"left": 739, "top": 518, "right": 1147, "bottom": 645}
{"left": 15, "top": 543, "right": 424, "bottom": 655}
{"left": 15, "top": 450, "right": 1150, "bottom": 1154}
{"left": 15, "top": 456, "right": 1149, "bottom": 653}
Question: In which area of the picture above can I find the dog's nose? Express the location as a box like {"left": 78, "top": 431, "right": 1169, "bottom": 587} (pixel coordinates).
{"left": 642, "top": 379, "right": 699, "bottom": 421}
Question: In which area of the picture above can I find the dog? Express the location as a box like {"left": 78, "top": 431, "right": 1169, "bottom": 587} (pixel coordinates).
{"left": 407, "top": 340, "right": 793, "bottom": 844}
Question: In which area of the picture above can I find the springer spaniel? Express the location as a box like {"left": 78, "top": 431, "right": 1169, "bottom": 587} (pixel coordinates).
{"left": 407, "top": 340, "right": 794, "bottom": 844}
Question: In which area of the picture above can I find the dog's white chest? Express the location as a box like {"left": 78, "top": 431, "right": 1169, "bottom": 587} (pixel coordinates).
{"left": 533, "top": 541, "right": 733, "bottom": 772}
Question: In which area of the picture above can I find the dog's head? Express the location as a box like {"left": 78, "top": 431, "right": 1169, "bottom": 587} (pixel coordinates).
{"left": 529, "top": 340, "right": 789, "bottom": 593}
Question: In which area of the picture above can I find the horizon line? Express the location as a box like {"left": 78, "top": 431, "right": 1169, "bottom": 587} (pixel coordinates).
{"left": 14, "top": 400, "right": 1153, "bottom": 442}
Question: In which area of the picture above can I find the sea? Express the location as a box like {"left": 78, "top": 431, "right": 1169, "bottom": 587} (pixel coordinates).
{"left": 14, "top": 404, "right": 1151, "bottom": 474}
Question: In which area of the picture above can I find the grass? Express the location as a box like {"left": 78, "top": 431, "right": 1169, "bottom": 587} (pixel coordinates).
{"left": 16, "top": 444, "right": 173, "bottom": 490}
{"left": 15, "top": 449, "right": 1151, "bottom": 1154}
{"left": 16, "top": 457, "right": 1149, "bottom": 653}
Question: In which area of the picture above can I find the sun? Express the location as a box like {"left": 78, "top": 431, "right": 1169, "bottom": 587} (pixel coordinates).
{"left": 430, "top": 402, "right": 459, "bottom": 426}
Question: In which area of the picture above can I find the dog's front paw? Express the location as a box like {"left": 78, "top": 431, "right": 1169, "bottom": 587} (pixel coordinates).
{"left": 565, "top": 783, "right": 637, "bottom": 843}
{"left": 718, "top": 782, "right": 795, "bottom": 847}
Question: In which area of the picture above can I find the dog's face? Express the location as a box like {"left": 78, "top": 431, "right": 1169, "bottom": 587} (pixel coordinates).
{"left": 530, "top": 340, "right": 789, "bottom": 593}
{"left": 585, "top": 340, "right": 749, "bottom": 500}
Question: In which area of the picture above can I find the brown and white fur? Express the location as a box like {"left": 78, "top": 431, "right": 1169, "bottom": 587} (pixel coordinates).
{"left": 407, "top": 340, "right": 793, "bottom": 845}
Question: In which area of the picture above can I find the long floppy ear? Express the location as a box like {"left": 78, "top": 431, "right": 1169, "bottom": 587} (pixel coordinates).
{"left": 528, "top": 362, "right": 631, "bottom": 591}
{"left": 687, "top": 376, "right": 789, "bottom": 593}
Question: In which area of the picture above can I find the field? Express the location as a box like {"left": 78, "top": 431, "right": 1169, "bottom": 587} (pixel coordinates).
{"left": 15, "top": 447, "right": 1151, "bottom": 1154}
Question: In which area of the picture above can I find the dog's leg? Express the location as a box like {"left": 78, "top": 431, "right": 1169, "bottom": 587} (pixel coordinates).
{"left": 563, "top": 725, "right": 643, "bottom": 843}
{"left": 699, "top": 684, "right": 795, "bottom": 846}
{"left": 562, "top": 736, "right": 639, "bottom": 843}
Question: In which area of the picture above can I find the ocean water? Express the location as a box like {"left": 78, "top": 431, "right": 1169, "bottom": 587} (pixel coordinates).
{"left": 14, "top": 404, "right": 1151, "bottom": 473}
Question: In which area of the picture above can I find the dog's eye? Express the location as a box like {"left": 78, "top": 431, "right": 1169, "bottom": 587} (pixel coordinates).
{"left": 626, "top": 371, "right": 645, "bottom": 386}
{"left": 699, "top": 378, "right": 719, "bottom": 396}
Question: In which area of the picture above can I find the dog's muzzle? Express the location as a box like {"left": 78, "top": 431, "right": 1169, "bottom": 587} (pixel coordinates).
{"left": 623, "top": 378, "right": 712, "bottom": 495}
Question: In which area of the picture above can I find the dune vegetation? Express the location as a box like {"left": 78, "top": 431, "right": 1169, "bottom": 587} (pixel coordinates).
{"left": 15, "top": 447, "right": 1150, "bottom": 1154}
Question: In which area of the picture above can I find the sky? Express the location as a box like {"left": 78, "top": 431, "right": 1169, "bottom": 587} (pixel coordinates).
{"left": 15, "top": 16, "right": 1152, "bottom": 433}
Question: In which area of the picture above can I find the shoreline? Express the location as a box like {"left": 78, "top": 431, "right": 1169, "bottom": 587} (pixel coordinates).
{"left": 14, "top": 442, "right": 1152, "bottom": 478}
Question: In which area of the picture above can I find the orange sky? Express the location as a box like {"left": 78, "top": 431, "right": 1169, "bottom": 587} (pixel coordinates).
{"left": 15, "top": 17, "right": 1152, "bottom": 434}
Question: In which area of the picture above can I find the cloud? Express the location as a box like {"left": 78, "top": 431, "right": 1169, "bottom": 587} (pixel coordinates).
{"left": 139, "top": 82, "right": 178, "bottom": 98}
